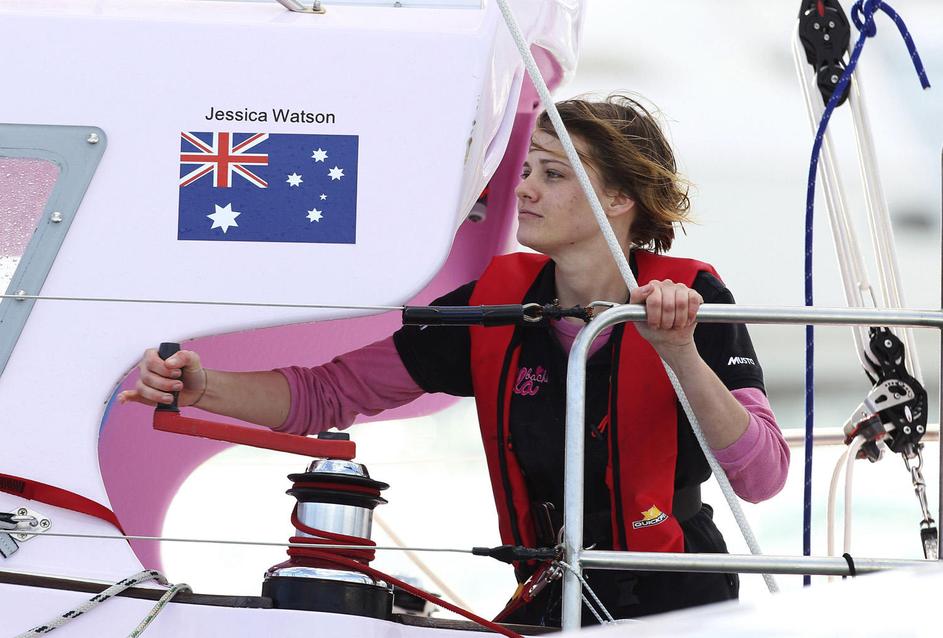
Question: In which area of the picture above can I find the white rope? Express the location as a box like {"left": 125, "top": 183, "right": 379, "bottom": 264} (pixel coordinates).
{"left": 13, "top": 570, "right": 190, "bottom": 638}
{"left": 495, "top": 0, "right": 777, "bottom": 593}
{"left": 128, "top": 582, "right": 191, "bottom": 638}
{"left": 843, "top": 436, "right": 867, "bottom": 556}
{"left": 792, "top": 32, "right": 873, "bottom": 366}
{"left": 557, "top": 560, "right": 615, "bottom": 624}
{"left": 847, "top": 73, "right": 923, "bottom": 383}
{"left": 580, "top": 593, "right": 606, "bottom": 625}
{"left": 792, "top": 34, "right": 923, "bottom": 383}
{"left": 492, "top": 1, "right": 633, "bottom": 287}
{"left": 827, "top": 447, "right": 850, "bottom": 583}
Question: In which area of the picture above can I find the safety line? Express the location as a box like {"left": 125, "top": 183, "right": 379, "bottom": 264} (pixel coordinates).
{"left": 372, "top": 513, "right": 472, "bottom": 610}
{"left": 13, "top": 530, "right": 473, "bottom": 554}
{"left": 0, "top": 293, "right": 401, "bottom": 312}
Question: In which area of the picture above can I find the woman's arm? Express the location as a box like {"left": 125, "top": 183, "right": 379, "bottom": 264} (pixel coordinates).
{"left": 120, "top": 284, "right": 475, "bottom": 433}
{"left": 119, "top": 337, "right": 425, "bottom": 434}
{"left": 716, "top": 387, "right": 790, "bottom": 503}
{"left": 274, "top": 336, "right": 425, "bottom": 435}
{"left": 118, "top": 348, "right": 293, "bottom": 428}
{"left": 631, "top": 279, "right": 789, "bottom": 501}
{"left": 631, "top": 279, "right": 749, "bottom": 448}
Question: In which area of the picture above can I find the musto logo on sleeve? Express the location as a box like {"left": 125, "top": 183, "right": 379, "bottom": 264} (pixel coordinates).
{"left": 177, "top": 132, "right": 359, "bottom": 244}
{"left": 632, "top": 505, "right": 668, "bottom": 529}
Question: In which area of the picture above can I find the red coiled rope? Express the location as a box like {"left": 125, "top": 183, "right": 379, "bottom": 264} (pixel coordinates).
{"left": 281, "top": 481, "right": 525, "bottom": 638}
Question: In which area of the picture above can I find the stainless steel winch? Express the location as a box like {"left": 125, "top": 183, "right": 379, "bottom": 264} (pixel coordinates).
{"left": 262, "top": 455, "right": 393, "bottom": 619}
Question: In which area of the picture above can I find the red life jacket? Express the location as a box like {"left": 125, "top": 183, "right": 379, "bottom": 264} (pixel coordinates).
{"left": 468, "top": 251, "right": 719, "bottom": 553}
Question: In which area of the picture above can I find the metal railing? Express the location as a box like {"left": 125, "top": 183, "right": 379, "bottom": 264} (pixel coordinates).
{"left": 562, "top": 303, "right": 943, "bottom": 631}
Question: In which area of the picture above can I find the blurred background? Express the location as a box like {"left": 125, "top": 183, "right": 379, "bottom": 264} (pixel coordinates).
{"left": 164, "top": 0, "right": 943, "bottom": 619}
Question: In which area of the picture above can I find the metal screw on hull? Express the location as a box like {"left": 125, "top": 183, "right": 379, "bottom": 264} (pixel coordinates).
{"left": 51, "top": 211, "right": 64, "bottom": 223}
{"left": 87, "top": 132, "right": 100, "bottom": 144}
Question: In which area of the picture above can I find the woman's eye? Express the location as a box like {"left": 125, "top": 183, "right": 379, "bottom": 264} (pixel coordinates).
{"left": 520, "top": 171, "right": 531, "bottom": 179}
{"left": 546, "top": 170, "right": 563, "bottom": 179}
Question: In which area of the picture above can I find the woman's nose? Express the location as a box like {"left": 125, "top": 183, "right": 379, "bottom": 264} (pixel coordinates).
{"left": 515, "top": 174, "right": 536, "bottom": 201}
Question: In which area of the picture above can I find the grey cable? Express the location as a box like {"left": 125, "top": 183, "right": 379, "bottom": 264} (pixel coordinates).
{"left": 0, "top": 292, "right": 400, "bottom": 312}
{"left": 15, "top": 529, "right": 473, "bottom": 554}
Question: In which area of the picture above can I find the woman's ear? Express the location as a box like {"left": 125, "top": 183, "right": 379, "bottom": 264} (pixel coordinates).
{"left": 605, "top": 192, "right": 636, "bottom": 220}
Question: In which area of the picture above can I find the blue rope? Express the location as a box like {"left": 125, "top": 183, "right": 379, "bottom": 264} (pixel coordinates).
{"left": 802, "top": 0, "right": 929, "bottom": 587}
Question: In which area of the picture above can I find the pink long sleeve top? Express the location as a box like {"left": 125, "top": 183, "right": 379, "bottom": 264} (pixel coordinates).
{"left": 274, "top": 325, "right": 789, "bottom": 504}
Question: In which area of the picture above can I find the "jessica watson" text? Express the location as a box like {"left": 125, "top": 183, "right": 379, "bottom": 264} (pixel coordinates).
{"left": 204, "top": 107, "right": 336, "bottom": 124}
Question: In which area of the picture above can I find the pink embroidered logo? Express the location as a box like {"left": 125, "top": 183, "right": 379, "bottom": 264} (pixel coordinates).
{"left": 513, "top": 366, "right": 549, "bottom": 396}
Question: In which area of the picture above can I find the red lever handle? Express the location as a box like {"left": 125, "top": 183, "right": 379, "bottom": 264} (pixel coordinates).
{"left": 153, "top": 411, "right": 356, "bottom": 460}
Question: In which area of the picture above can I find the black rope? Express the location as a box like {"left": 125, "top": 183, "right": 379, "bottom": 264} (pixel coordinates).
{"left": 540, "top": 303, "right": 592, "bottom": 323}
{"left": 842, "top": 552, "right": 857, "bottom": 579}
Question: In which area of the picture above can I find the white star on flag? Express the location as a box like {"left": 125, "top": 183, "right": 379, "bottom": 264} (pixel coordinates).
{"left": 286, "top": 173, "right": 303, "bottom": 187}
{"left": 307, "top": 208, "right": 324, "bottom": 222}
{"left": 207, "top": 203, "right": 241, "bottom": 234}
{"left": 311, "top": 148, "right": 328, "bottom": 162}
{"left": 320, "top": 194, "right": 327, "bottom": 200}
{"left": 328, "top": 166, "right": 344, "bottom": 181}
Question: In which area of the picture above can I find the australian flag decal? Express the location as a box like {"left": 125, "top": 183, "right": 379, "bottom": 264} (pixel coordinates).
{"left": 177, "top": 132, "right": 358, "bottom": 244}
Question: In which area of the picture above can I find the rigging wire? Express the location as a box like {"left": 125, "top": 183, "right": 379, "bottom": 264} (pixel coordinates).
{"left": 800, "top": 0, "right": 930, "bottom": 585}
{"left": 12, "top": 529, "right": 474, "bottom": 554}
{"left": 371, "top": 513, "right": 472, "bottom": 609}
{"left": 0, "top": 292, "right": 401, "bottom": 312}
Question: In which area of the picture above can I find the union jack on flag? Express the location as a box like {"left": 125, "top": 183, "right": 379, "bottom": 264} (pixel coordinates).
{"left": 177, "top": 131, "right": 359, "bottom": 244}
{"left": 179, "top": 131, "right": 269, "bottom": 188}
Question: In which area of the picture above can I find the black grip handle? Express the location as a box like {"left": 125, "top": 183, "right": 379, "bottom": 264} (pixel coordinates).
{"left": 402, "top": 305, "right": 525, "bottom": 327}
{"left": 156, "top": 342, "right": 181, "bottom": 413}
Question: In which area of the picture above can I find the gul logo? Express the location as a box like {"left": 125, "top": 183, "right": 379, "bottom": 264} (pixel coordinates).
{"left": 513, "top": 366, "right": 549, "bottom": 397}
{"left": 727, "top": 356, "right": 756, "bottom": 366}
{"left": 632, "top": 505, "right": 668, "bottom": 529}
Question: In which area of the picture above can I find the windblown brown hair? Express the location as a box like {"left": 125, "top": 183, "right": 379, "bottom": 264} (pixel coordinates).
{"left": 534, "top": 94, "right": 691, "bottom": 253}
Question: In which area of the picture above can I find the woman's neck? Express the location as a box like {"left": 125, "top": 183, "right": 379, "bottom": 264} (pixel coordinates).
{"left": 552, "top": 246, "right": 632, "bottom": 309}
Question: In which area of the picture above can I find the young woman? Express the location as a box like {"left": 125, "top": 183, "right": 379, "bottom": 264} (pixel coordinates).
{"left": 121, "top": 94, "right": 788, "bottom": 625}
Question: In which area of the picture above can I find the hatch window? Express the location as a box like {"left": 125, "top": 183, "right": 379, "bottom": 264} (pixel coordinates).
{"left": 0, "top": 158, "right": 60, "bottom": 295}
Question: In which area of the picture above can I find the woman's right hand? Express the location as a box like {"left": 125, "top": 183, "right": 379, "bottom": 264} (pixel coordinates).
{"left": 118, "top": 348, "right": 206, "bottom": 407}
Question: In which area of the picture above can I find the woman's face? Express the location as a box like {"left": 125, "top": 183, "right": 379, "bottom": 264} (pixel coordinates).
{"left": 515, "top": 130, "right": 630, "bottom": 257}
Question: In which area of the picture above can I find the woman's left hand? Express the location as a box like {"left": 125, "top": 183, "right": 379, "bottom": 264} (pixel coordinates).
{"left": 629, "top": 279, "right": 702, "bottom": 362}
